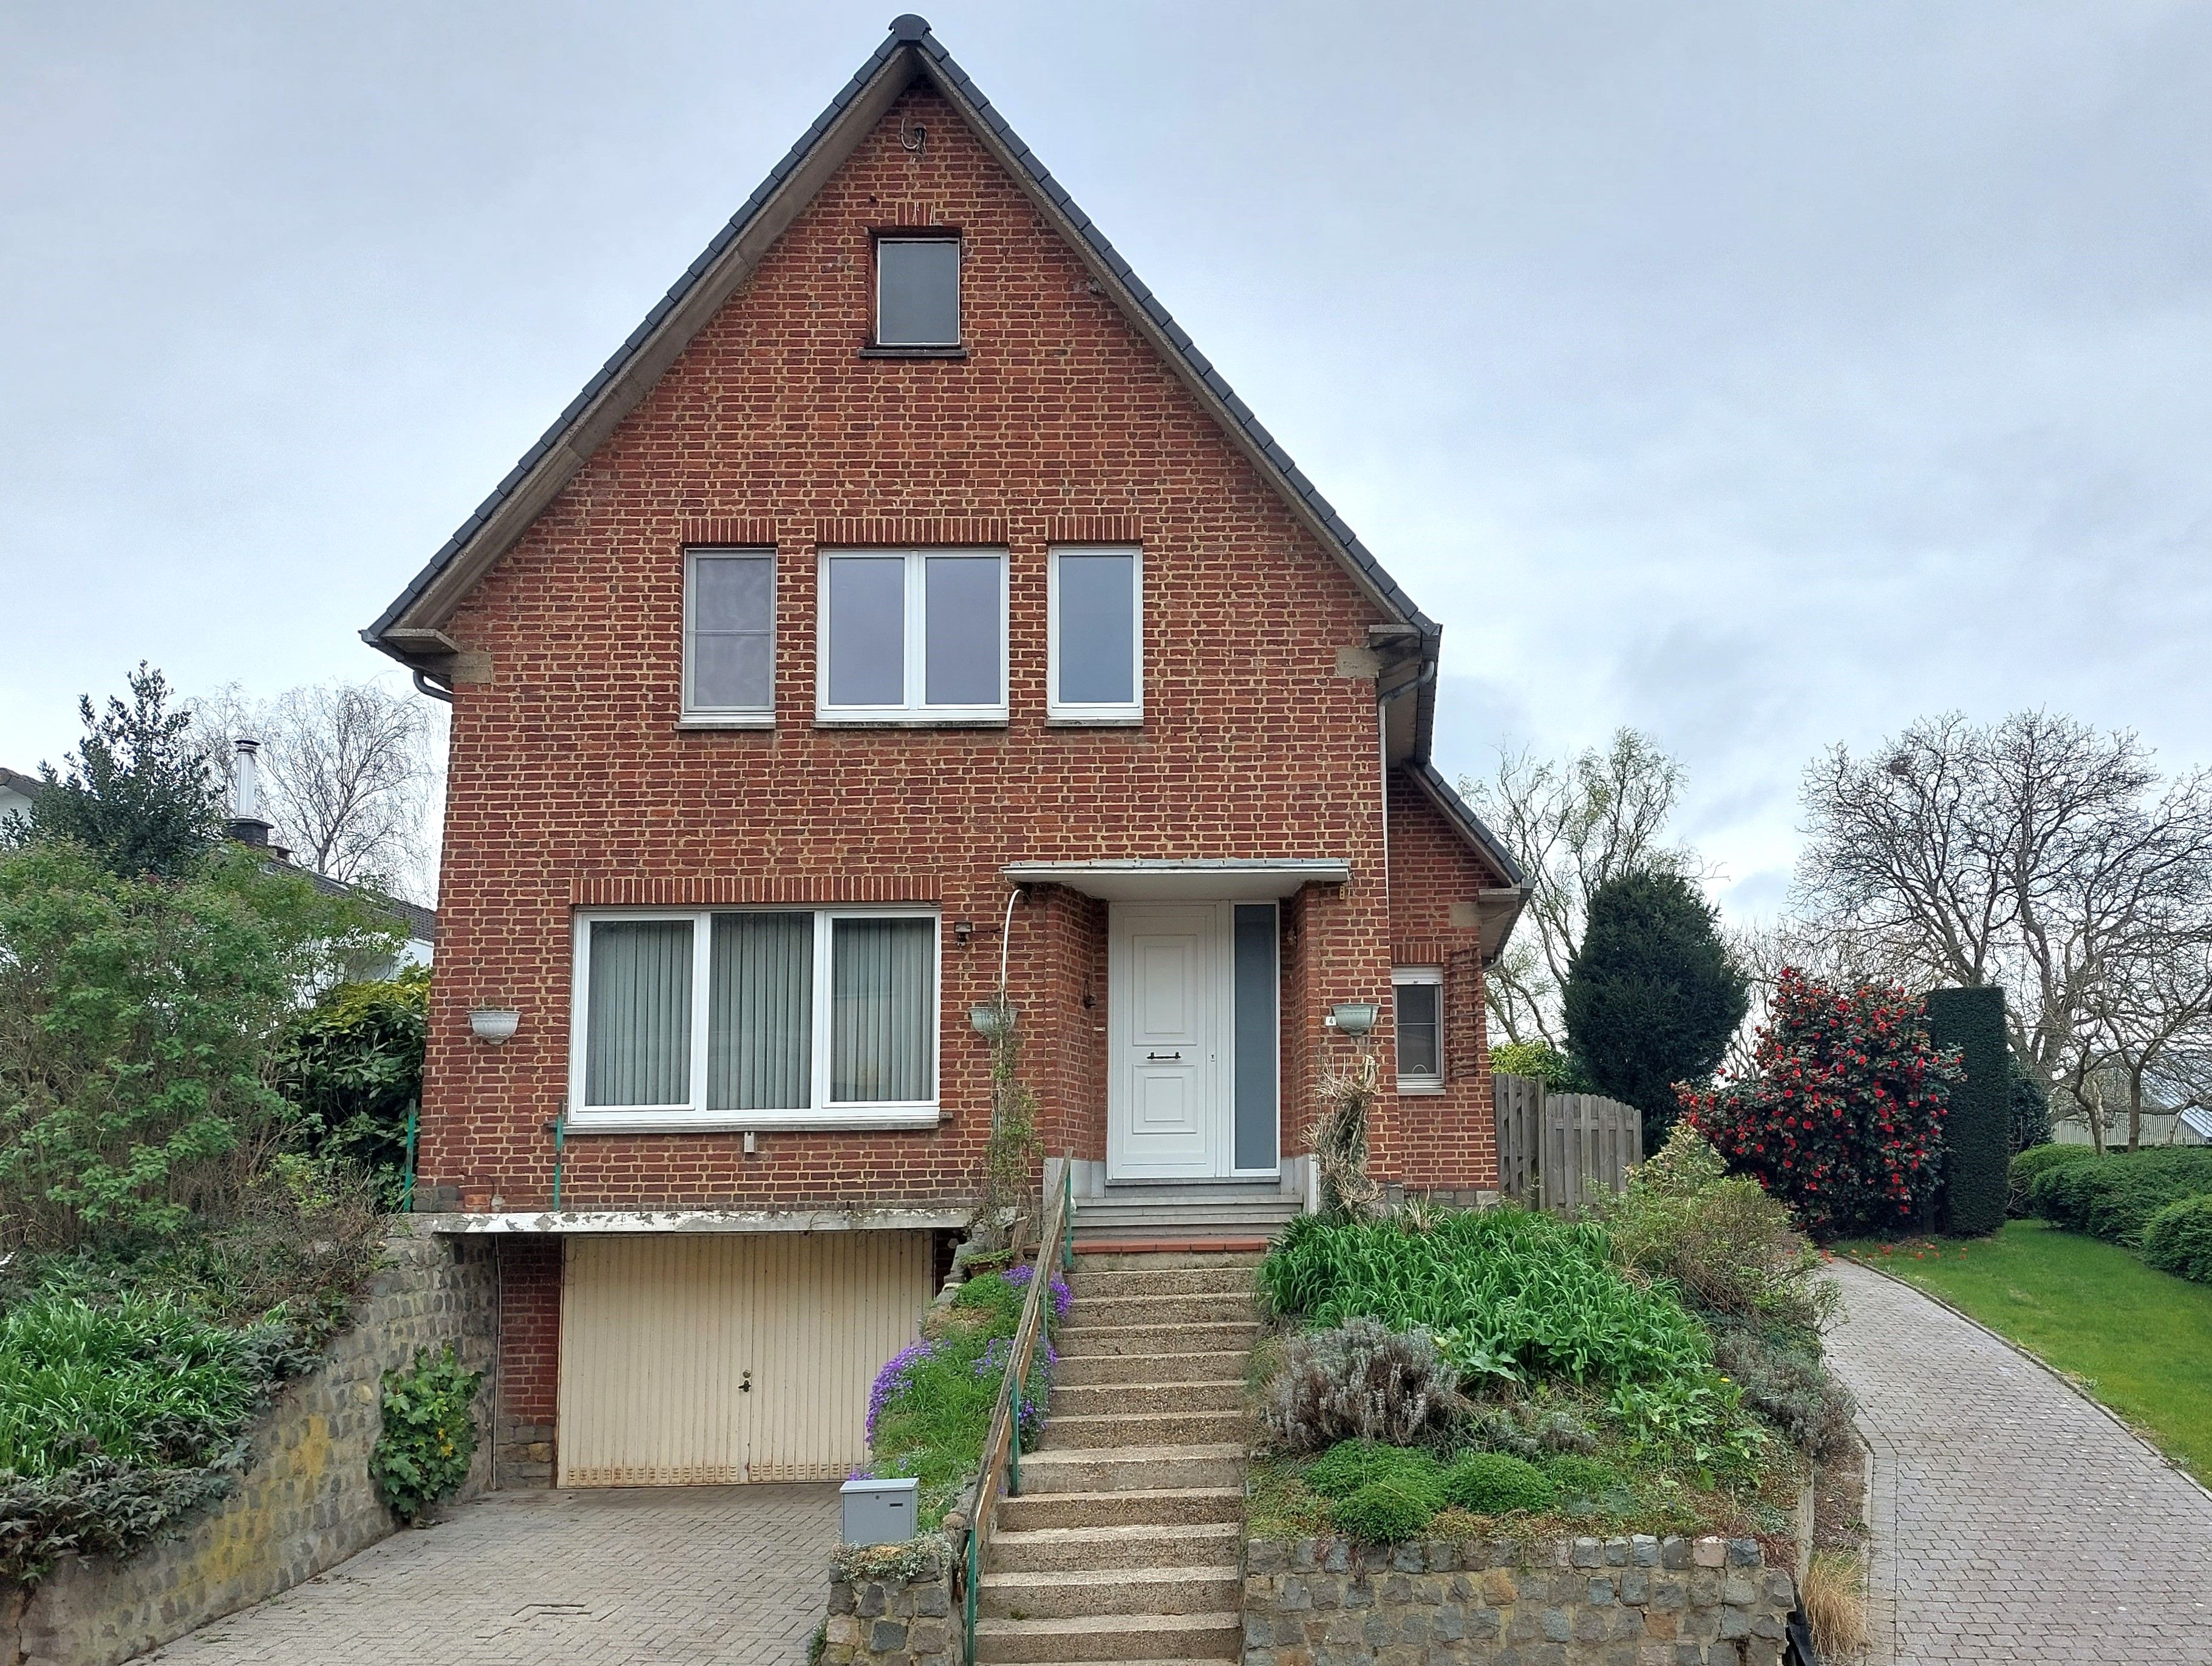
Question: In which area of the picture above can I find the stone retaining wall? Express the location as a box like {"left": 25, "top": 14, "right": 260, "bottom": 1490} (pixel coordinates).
{"left": 821, "top": 1569, "right": 957, "bottom": 1666}
{"left": 1, "top": 1227, "right": 499, "bottom": 1666}
{"left": 1242, "top": 1533, "right": 1797, "bottom": 1666}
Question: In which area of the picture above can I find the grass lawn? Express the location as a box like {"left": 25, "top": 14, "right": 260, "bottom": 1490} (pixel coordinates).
{"left": 1836, "top": 1220, "right": 2212, "bottom": 1485}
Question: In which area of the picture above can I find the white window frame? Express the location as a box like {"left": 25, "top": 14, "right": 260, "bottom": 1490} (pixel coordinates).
{"left": 1392, "top": 966, "right": 1445, "bottom": 1094}
{"left": 875, "top": 235, "right": 962, "bottom": 347}
{"left": 1047, "top": 544, "right": 1144, "bottom": 723}
{"left": 567, "top": 907, "right": 941, "bottom": 1132}
{"left": 681, "top": 547, "right": 777, "bottom": 726}
{"left": 815, "top": 548, "right": 1009, "bottom": 725}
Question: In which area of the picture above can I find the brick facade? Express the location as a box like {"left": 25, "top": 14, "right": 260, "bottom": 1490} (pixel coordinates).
{"left": 403, "top": 67, "right": 1515, "bottom": 1478}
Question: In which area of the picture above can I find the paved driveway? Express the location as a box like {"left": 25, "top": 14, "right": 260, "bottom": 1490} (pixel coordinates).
{"left": 1825, "top": 1260, "right": 2212, "bottom": 1665}
{"left": 148, "top": 1484, "right": 839, "bottom": 1666}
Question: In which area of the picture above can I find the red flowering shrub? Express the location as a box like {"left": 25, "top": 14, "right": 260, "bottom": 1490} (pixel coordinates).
{"left": 1677, "top": 970, "right": 1956, "bottom": 1241}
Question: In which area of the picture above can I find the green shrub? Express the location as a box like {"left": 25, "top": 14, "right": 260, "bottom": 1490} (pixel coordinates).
{"left": 2029, "top": 1148, "right": 2212, "bottom": 1246}
{"left": 1564, "top": 870, "right": 1748, "bottom": 1149}
{"left": 276, "top": 969, "right": 429, "bottom": 1209}
{"left": 1261, "top": 1319, "right": 1466, "bottom": 1452}
{"left": 1602, "top": 1125, "right": 1836, "bottom": 1334}
{"left": 1461, "top": 1399, "right": 1601, "bottom": 1460}
{"left": 1331, "top": 1476, "right": 1440, "bottom": 1543}
{"left": 1543, "top": 1453, "right": 1622, "bottom": 1501}
{"left": 1489, "top": 1041, "right": 1590, "bottom": 1094}
{"left": 1259, "top": 1209, "right": 1710, "bottom": 1387}
{"left": 1710, "top": 1325, "right": 1857, "bottom": 1461}
{"left": 2009, "top": 1143, "right": 2094, "bottom": 1215}
{"left": 1303, "top": 1438, "right": 1443, "bottom": 1501}
{"left": 1440, "top": 1452, "right": 1557, "bottom": 1514}
{"left": 1927, "top": 986, "right": 2009, "bottom": 1237}
{"left": 2143, "top": 1193, "right": 2212, "bottom": 1285}
{"left": 369, "top": 1345, "right": 482, "bottom": 1525}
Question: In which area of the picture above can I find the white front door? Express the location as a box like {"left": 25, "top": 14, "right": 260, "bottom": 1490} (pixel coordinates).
{"left": 1108, "top": 903, "right": 1226, "bottom": 1180}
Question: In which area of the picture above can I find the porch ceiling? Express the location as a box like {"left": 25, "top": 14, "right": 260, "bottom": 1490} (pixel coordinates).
{"left": 1001, "top": 858, "right": 1352, "bottom": 901}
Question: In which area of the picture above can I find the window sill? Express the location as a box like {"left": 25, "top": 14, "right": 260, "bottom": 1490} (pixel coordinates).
{"left": 814, "top": 714, "right": 1009, "bottom": 729}
{"left": 676, "top": 715, "right": 775, "bottom": 731}
{"left": 563, "top": 1109, "right": 942, "bottom": 1134}
{"left": 858, "top": 345, "right": 968, "bottom": 360}
{"left": 1046, "top": 714, "right": 1145, "bottom": 728}
{"left": 1396, "top": 1082, "right": 1446, "bottom": 1097}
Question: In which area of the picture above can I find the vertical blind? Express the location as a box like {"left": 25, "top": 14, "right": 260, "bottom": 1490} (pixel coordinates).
{"left": 831, "top": 918, "right": 933, "bottom": 1103}
{"left": 585, "top": 920, "right": 694, "bottom": 1106}
{"left": 708, "top": 913, "right": 812, "bottom": 1110}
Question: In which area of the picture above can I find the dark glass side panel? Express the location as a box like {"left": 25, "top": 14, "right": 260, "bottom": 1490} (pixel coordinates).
{"left": 1233, "top": 904, "right": 1279, "bottom": 1172}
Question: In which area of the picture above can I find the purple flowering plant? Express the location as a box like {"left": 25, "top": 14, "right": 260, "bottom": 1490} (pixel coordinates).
{"left": 1001, "top": 1262, "right": 1073, "bottom": 1322}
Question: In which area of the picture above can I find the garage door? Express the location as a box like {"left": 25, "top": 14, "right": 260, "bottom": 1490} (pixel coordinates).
{"left": 557, "top": 1232, "right": 930, "bottom": 1486}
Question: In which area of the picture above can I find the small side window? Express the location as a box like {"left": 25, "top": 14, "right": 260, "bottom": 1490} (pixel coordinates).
{"left": 685, "top": 549, "right": 775, "bottom": 722}
{"left": 876, "top": 237, "right": 961, "bottom": 347}
{"left": 1393, "top": 968, "right": 1443, "bottom": 1092}
{"left": 1049, "top": 545, "right": 1142, "bottom": 720}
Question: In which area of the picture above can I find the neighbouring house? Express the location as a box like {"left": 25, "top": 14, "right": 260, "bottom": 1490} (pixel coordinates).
{"left": 226, "top": 737, "right": 438, "bottom": 972}
{"left": 0, "top": 766, "right": 38, "bottom": 825}
{"left": 363, "top": 15, "right": 1528, "bottom": 1492}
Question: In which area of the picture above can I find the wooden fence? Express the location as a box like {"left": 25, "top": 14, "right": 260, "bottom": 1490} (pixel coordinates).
{"left": 1494, "top": 1074, "right": 1642, "bottom": 1214}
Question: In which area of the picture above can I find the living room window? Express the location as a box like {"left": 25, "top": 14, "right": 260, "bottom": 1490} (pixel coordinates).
{"left": 875, "top": 236, "right": 961, "bottom": 348}
{"left": 817, "top": 549, "right": 1007, "bottom": 722}
{"left": 1048, "top": 545, "right": 1142, "bottom": 720}
{"left": 683, "top": 548, "right": 775, "bottom": 722}
{"left": 1393, "top": 966, "right": 1443, "bottom": 1093}
{"left": 569, "top": 909, "right": 939, "bottom": 1128}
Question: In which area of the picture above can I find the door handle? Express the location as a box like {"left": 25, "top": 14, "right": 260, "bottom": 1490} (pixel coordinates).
{"left": 1146, "top": 1051, "right": 1183, "bottom": 1061}
{"left": 740, "top": 1370, "right": 752, "bottom": 1393}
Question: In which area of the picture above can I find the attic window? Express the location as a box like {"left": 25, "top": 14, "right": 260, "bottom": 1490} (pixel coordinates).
{"left": 876, "top": 236, "right": 961, "bottom": 348}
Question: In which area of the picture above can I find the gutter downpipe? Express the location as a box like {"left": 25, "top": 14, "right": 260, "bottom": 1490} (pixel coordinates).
{"left": 412, "top": 669, "right": 455, "bottom": 704}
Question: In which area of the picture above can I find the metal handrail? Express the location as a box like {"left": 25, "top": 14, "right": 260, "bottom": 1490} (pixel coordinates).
{"left": 961, "top": 1162, "right": 1075, "bottom": 1666}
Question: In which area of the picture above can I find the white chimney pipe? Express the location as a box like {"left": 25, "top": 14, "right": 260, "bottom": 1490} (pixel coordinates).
{"left": 234, "top": 739, "right": 260, "bottom": 822}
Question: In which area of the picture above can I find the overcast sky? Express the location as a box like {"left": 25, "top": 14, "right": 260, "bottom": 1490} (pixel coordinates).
{"left": 5, "top": 1, "right": 2208, "bottom": 920}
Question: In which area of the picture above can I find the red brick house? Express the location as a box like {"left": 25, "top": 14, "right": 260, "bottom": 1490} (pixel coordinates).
{"left": 367, "top": 16, "right": 1526, "bottom": 1489}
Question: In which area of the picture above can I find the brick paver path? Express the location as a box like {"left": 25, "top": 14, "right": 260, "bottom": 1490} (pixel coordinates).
{"left": 148, "top": 1484, "right": 838, "bottom": 1666}
{"left": 1825, "top": 1260, "right": 2212, "bottom": 1665}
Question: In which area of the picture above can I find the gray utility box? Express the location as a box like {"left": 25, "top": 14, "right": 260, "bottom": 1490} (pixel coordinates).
{"left": 840, "top": 1476, "right": 919, "bottom": 1545}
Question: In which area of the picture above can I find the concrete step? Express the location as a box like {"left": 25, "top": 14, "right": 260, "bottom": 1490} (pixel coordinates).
{"left": 979, "top": 1566, "right": 1243, "bottom": 1621}
{"left": 1014, "top": 1442, "right": 1245, "bottom": 1495}
{"left": 1072, "top": 1204, "right": 1298, "bottom": 1233}
{"left": 1053, "top": 1379, "right": 1244, "bottom": 1416}
{"left": 1038, "top": 1409, "right": 1247, "bottom": 1450}
{"left": 973, "top": 1616, "right": 1243, "bottom": 1664}
{"left": 1056, "top": 1320, "right": 1259, "bottom": 1357}
{"left": 1070, "top": 1249, "right": 1267, "bottom": 1271}
{"left": 1067, "top": 1265, "right": 1260, "bottom": 1299}
{"left": 989, "top": 1520, "right": 1244, "bottom": 1574}
{"left": 1066, "top": 1292, "right": 1259, "bottom": 1328}
{"left": 1054, "top": 1350, "right": 1250, "bottom": 1388}
{"left": 995, "top": 1487, "right": 1245, "bottom": 1532}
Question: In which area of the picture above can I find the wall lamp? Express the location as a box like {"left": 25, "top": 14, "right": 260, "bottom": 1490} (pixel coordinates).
{"left": 469, "top": 1008, "right": 521, "bottom": 1045}
{"left": 1325, "top": 1002, "right": 1379, "bottom": 1037}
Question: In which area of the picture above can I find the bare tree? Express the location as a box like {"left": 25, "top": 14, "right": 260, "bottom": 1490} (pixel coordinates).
{"left": 195, "top": 680, "right": 446, "bottom": 902}
{"left": 1460, "top": 728, "right": 1696, "bottom": 1045}
{"left": 1793, "top": 710, "right": 2212, "bottom": 1129}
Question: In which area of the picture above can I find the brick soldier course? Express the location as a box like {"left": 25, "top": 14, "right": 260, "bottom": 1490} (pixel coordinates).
{"left": 1826, "top": 1259, "right": 2212, "bottom": 1665}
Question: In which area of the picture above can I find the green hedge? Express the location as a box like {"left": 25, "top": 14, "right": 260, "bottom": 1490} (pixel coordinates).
{"left": 2009, "top": 1142, "right": 2095, "bottom": 1215}
{"left": 2143, "top": 1194, "right": 2212, "bottom": 1284}
{"left": 1927, "top": 986, "right": 2009, "bottom": 1236}
{"left": 2027, "top": 1147, "right": 2212, "bottom": 1247}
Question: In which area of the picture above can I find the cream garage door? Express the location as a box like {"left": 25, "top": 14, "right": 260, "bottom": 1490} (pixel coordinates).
{"left": 558, "top": 1232, "right": 930, "bottom": 1486}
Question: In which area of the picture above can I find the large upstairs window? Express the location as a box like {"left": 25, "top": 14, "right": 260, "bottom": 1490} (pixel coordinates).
{"left": 818, "top": 549, "right": 1007, "bottom": 723}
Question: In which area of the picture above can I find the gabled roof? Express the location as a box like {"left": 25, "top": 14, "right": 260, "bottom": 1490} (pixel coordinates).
{"left": 364, "top": 15, "right": 1443, "bottom": 756}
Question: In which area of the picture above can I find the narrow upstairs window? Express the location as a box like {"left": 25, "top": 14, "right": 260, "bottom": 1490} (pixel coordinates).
{"left": 876, "top": 237, "right": 961, "bottom": 348}
{"left": 1393, "top": 967, "right": 1443, "bottom": 1092}
{"left": 684, "top": 549, "right": 775, "bottom": 722}
{"left": 1049, "top": 545, "right": 1142, "bottom": 720}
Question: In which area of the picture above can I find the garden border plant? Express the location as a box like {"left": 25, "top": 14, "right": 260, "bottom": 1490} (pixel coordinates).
{"left": 369, "top": 1344, "right": 484, "bottom": 1526}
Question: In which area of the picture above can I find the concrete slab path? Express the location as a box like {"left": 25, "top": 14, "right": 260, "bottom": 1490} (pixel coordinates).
{"left": 146, "top": 1483, "right": 837, "bottom": 1666}
{"left": 1825, "top": 1258, "right": 2212, "bottom": 1665}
